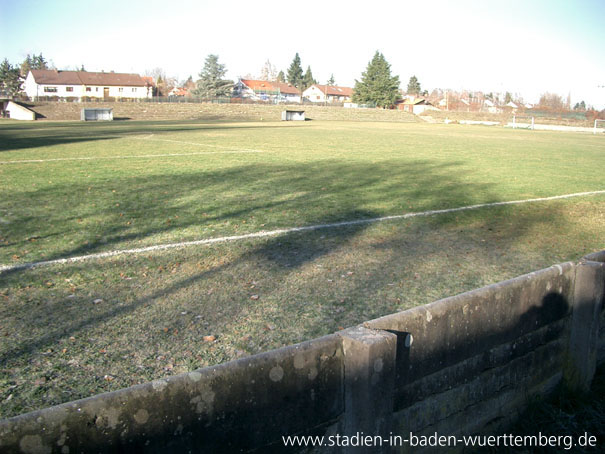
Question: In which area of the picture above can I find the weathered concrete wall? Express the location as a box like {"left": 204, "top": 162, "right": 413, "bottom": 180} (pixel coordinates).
{"left": 1, "top": 251, "right": 604, "bottom": 453}
{"left": 365, "top": 262, "right": 576, "bottom": 450}
{"left": 0, "top": 335, "right": 344, "bottom": 453}
{"left": 584, "top": 250, "right": 605, "bottom": 365}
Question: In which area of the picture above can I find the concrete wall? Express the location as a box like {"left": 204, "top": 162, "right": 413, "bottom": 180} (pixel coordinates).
{"left": 1, "top": 251, "right": 604, "bottom": 453}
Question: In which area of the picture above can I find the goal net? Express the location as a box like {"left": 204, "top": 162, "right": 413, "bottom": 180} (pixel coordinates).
{"left": 594, "top": 119, "right": 605, "bottom": 134}
{"left": 510, "top": 115, "right": 535, "bottom": 130}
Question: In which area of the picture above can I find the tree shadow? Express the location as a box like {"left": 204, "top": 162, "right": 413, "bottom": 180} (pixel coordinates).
{"left": 0, "top": 154, "right": 587, "bottom": 417}
{"left": 0, "top": 120, "right": 289, "bottom": 152}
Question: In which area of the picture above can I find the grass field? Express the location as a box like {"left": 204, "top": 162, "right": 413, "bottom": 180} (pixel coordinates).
{"left": 1, "top": 118, "right": 604, "bottom": 418}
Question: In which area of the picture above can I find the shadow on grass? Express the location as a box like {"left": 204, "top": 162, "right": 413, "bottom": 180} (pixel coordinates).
{"left": 0, "top": 208, "right": 375, "bottom": 365}
{"left": 0, "top": 154, "right": 583, "bottom": 418}
{"left": 1, "top": 159, "right": 492, "bottom": 268}
{"left": 0, "top": 120, "right": 287, "bottom": 152}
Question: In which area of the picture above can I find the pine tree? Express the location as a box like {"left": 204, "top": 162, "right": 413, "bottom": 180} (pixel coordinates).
{"left": 276, "top": 71, "right": 285, "bottom": 83}
{"left": 0, "top": 59, "right": 22, "bottom": 97}
{"left": 286, "top": 53, "right": 303, "bottom": 88}
{"left": 193, "top": 54, "right": 233, "bottom": 99}
{"left": 302, "top": 66, "right": 316, "bottom": 90}
{"left": 20, "top": 53, "right": 49, "bottom": 77}
{"left": 20, "top": 54, "right": 33, "bottom": 77}
{"left": 327, "top": 74, "right": 335, "bottom": 86}
{"left": 407, "top": 75, "right": 421, "bottom": 95}
{"left": 353, "top": 51, "right": 400, "bottom": 108}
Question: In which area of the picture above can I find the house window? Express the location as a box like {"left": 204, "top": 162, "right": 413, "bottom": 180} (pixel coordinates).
{"left": 86, "top": 87, "right": 91, "bottom": 92}
{"left": 96, "top": 87, "right": 99, "bottom": 92}
{"left": 119, "top": 88, "right": 123, "bottom": 93}
{"left": 66, "top": 87, "right": 74, "bottom": 92}
{"left": 44, "top": 87, "right": 58, "bottom": 93}
{"left": 132, "top": 88, "right": 137, "bottom": 92}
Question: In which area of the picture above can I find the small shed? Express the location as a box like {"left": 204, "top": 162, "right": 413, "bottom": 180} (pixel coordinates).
{"left": 281, "top": 110, "right": 305, "bottom": 121}
{"left": 1, "top": 101, "right": 36, "bottom": 121}
{"left": 81, "top": 108, "right": 113, "bottom": 121}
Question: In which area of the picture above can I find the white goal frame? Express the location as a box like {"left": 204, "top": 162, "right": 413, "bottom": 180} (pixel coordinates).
{"left": 512, "top": 114, "right": 535, "bottom": 130}
{"left": 594, "top": 119, "right": 605, "bottom": 134}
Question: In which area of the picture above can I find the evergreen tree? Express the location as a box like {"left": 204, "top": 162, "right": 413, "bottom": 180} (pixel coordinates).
{"left": 0, "top": 59, "right": 22, "bottom": 97}
{"left": 286, "top": 53, "right": 303, "bottom": 87}
{"left": 20, "top": 53, "right": 49, "bottom": 76}
{"left": 276, "top": 71, "right": 285, "bottom": 83}
{"left": 193, "top": 54, "right": 233, "bottom": 98}
{"left": 33, "top": 54, "right": 48, "bottom": 70}
{"left": 353, "top": 51, "right": 400, "bottom": 108}
{"left": 302, "top": 66, "right": 316, "bottom": 90}
{"left": 407, "top": 75, "right": 421, "bottom": 95}
{"left": 327, "top": 74, "right": 335, "bottom": 86}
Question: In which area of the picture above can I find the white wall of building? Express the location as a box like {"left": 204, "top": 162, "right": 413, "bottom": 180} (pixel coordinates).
{"left": 303, "top": 86, "right": 326, "bottom": 103}
{"left": 4, "top": 101, "right": 36, "bottom": 120}
{"left": 24, "top": 72, "right": 150, "bottom": 100}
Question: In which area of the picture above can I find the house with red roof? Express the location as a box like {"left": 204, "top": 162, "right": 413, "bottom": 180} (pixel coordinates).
{"left": 302, "top": 84, "right": 353, "bottom": 104}
{"left": 24, "top": 70, "right": 152, "bottom": 100}
{"left": 233, "top": 79, "right": 301, "bottom": 103}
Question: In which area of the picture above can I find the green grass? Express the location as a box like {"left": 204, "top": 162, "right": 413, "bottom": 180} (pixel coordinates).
{"left": 1, "top": 118, "right": 604, "bottom": 418}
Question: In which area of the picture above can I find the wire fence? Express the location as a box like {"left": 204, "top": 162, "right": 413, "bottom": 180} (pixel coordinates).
{"left": 27, "top": 95, "right": 352, "bottom": 108}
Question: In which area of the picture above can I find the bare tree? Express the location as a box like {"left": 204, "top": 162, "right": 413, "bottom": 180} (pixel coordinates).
{"left": 259, "top": 59, "right": 277, "bottom": 81}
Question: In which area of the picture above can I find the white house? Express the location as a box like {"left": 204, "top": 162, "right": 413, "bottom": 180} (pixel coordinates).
{"left": 24, "top": 70, "right": 152, "bottom": 100}
{"left": 233, "top": 79, "right": 301, "bottom": 103}
{"left": 302, "top": 84, "right": 353, "bottom": 103}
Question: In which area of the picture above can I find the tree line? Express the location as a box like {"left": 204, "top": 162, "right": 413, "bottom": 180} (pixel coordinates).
{"left": 1, "top": 51, "right": 598, "bottom": 113}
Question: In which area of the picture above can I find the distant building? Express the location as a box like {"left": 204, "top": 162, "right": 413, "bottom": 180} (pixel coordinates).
{"left": 397, "top": 97, "right": 437, "bottom": 114}
{"left": 302, "top": 84, "right": 353, "bottom": 103}
{"left": 233, "top": 79, "right": 301, "bottom": 103}
{"left": 24, "top": 70, "right": 152, "bottom": 100}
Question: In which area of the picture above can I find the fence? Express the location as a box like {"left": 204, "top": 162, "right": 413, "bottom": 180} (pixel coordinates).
{"left": 0, "top": 251, "right": 603, "bottom": 453}
{"left": 30, "top": 95, "right": 349, "bottom": 108}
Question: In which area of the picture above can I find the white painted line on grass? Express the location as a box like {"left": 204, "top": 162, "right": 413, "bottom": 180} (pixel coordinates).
{"left": 2, "top": 189, "right": 604, "bottom": 274}
{"left": 132, "top": 134, "right": 264, "bottom": 152}
{"left": 0, "top": 150, "right": 264, "bottom": 164}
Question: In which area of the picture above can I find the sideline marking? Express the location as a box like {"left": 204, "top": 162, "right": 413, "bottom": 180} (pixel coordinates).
{"left": 0, "top": 150, "right": 263, "bottom": 164}
{"left": 132, "top": 134, "right": 263, "bottom": 152}
{"left": 2, "top": 189, "right": 604, "bottom": 273}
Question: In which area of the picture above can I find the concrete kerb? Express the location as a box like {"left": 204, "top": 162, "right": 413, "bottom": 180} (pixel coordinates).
{"left": 0, "top": 334, "right": 344, "bottom": 453}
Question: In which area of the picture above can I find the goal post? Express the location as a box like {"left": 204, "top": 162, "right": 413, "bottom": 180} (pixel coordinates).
{"left": 594, "top": 119, "right": 605, "bottom": 134}
{"left": 511, "top": 114, "right": 535, "bottom": 130}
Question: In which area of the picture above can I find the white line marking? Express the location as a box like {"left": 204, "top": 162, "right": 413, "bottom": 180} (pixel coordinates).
{"left": 0, "top": 150, "right": 264, "bottom": 164}
{"left": 2, "top": 189, "right": 604, "bottom": 273}
{"left": 132, "top": 134, "right": 263, "bottom": 152}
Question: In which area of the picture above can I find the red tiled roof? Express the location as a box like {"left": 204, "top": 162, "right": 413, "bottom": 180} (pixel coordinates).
{"left": 240, "top": 79, "right": 300, "bottom": 95}
{"left": 30, "top": 70, "right": 81, "bottom": 85}
{"left": 30, "top": 70, "right": 147, "bottom": 87}
{"left": 311, "top": 84, "right": 353, "bottom": 97}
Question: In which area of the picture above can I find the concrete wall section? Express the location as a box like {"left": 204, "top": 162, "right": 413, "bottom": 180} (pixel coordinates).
{"left": 0, "top": 335, "right": 344, "bottom": 453}
{"left": 365, "top": 263, "right": 574, "bottom": 402}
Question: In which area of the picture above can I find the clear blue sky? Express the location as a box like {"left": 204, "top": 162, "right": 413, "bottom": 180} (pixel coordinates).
{"left": 1, "top": 0, "right": 604, "bottom": 107}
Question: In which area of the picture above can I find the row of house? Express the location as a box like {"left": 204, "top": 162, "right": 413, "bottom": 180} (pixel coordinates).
{"left": 22, "top": 70, "right": 355, "bottom": 104}
{"left": 21, "top": 70, "right": 523, "bottom": 113}
{"left": 233, "top": 79, "right": 353, "bottom": 104}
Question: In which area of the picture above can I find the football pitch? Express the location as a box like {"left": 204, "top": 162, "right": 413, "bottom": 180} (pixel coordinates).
{"left": 1, "top": 118, "right": 604, "bottom": 417}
